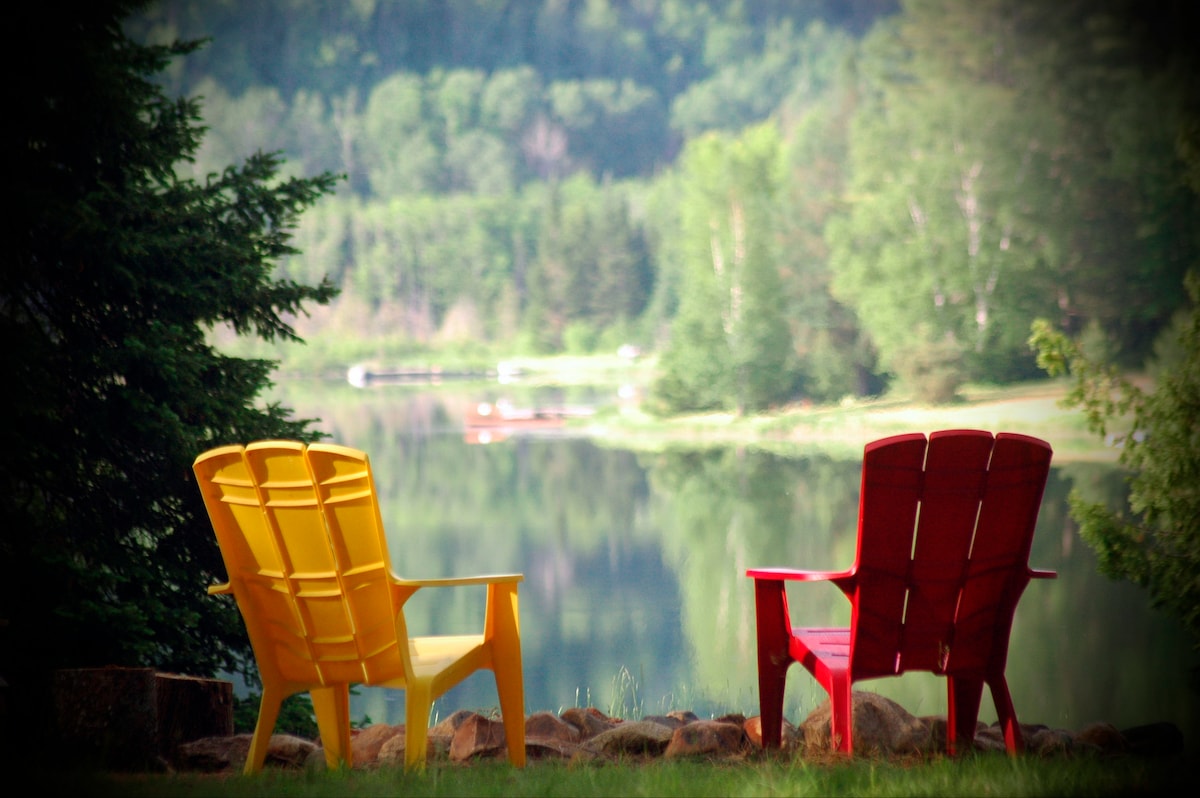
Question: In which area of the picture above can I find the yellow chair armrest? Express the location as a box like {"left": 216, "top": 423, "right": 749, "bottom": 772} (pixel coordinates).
{"left": 392, "top": 573, "right": 523, "bottom": 588}
{"left": 208, "top": 582, "right": 233, "bottom": 595}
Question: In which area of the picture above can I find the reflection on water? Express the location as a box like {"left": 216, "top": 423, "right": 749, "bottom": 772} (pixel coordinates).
{"left": 269, "top": 380, "right": 1199, "bottom": 751}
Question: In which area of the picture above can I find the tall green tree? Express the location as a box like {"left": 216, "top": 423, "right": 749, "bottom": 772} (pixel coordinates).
{"left": 654, "top": 124, "right": 795, "bottom": 413}
{"left": 1018, "top": 0, "right": 1200, "bottom": 362}
{"left": 777, "top": 53, "right": 880, "bottom": 402}
{"left": 2, "top": 0, "right": 339, "bottom": 750}
{"left": 361, "top": 72, "right": 441, "bottom": 196}
{"left": 830, "top": 0, "right": 1198, "bottom": 397}
{"left": 827, "top": 1, "right": 1069, "bottom": 398}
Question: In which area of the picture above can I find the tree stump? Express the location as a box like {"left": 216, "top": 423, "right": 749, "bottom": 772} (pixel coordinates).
{"left": 53, "top": 667, "right": 233, "bottom": 771}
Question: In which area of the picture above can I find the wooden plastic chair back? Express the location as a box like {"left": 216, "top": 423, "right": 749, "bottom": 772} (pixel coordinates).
{"left": 194, "top": 440, "right": 526, "bottom": 772}
{"left": 747, "top": 430, "right": 1055, "bottom": 755}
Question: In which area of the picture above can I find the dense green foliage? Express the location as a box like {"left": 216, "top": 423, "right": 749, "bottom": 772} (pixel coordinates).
{"left": 1031, "top": 271, "right": 1200, "bottom": 649}
{"left": 830, "top": 0, "right": 1200, "bottom": 390}
{"left": 2, "top": 0, "right": 338, "bottom": 753}
{"left": 1026, "top": 0, "right": 1200, "bottom": 653}
{"left": 653, "top": 124, "right": 796, "bottom": 412}
{"left": 124, "top": 0, "right": 1198, "bottom": 413}
{"left": 127, "top": 0, "right": 872, "bottom": 376}
{"left": 233, "top": 693, "right": 320, "bottom": 739}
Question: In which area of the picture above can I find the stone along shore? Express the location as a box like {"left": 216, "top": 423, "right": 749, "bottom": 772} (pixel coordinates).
{"left": 173, "top": 691, "right": 1184, "bottom": 773}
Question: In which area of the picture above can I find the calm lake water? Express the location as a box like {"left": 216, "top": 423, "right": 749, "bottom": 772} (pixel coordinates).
{"left": 269, "top": 377, "right": 1199, "bottom": 751}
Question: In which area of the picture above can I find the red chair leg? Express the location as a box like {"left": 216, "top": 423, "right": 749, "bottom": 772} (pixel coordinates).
{"left": 828, "top": 671, "right": 853, "bottom": 753}
{"left": 753, "top": 578, "right": 793, "bottom": 749}
{"left": 988, "top": 675, "right": 1024, "bottom": 754}
{"left": 947, "top": 676, "right": 984, "bottom": 756}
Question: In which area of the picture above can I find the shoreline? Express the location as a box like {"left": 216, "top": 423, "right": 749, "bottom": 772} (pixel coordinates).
{"left": 588, "top": 380, "right": 1119, "bottom": 464}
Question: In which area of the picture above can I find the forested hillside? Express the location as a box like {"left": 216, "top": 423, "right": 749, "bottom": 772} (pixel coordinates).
{"left": 126, "top": 0, "right": 1199, "bottom": 411}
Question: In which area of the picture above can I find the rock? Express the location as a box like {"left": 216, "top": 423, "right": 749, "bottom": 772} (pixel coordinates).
{"left": 800, "top": 692, "right": 933, "bottom": 756}
{"left": 266, "top": 733, "right": 320, "bottom": 768}
{"left": 1076, "top": 722, "right": 1127, "bottom": 755}
{"left": 663, "top": 719, "right": 747, "bottom": 760}
{"left": 641, "top": 713, "right": 692, "bottom": 730}
{"left": 178, "top": 732, "right": 315, "bottom": 771}
{"left": 376, "top": 728, "right": 441, "bottom": 766}
{"left": 560, "top": 706, "right": 621, "bottom": 739}
{"left": 376, "top": 732, "right": 405, "bottom": 766}
{"left": 523, "top": 710, "right": 583, "bottom": 759}
{"left": 161, "top": 703, "right": 1184, "bottom": 773}
{"left": 743, "top": 714, "right": 799, "bottom": 750}
{"left": 349, "top": 723, "right": 403, "bottom": 767}
{"left": 575, "top": 719, "right": 675, "bottom": 761}
{"left": 971, "top": 725, "right": 1009, "bottom": 753}
{"left": 918, "top": 715, "right": 950, "bottom": 752}
{"left": 449, "top": 713, "right": 508, "bottom": 762}
{"left": 1121, "top": 721, "right": 1185, "bottom": 757}
{"left": 526, "top": 710, "right": 581, "bottom": 743}
{"left": 430, "top": 709, "right": 478, "bottom": 739}
{"left": 176, "top": 734, "right": 250, "bottom": 772}
{"left": 1028, "top": 727, "right": 1078, "bottom": 756}
{"left": 970, "top": 722, "right": 1071, "bottom": 756}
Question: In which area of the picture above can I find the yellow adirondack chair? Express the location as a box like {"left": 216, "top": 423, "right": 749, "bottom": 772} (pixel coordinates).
{"left": 193, "top": 440, "right": 526, "bottom": 772}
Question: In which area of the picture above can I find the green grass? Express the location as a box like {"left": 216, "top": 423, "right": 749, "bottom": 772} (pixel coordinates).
{"left": 593, "top": 378, "right": 1117, "bottom": 464}
{"left": 62, "top": 754, "right": 1195, "bottom": 797}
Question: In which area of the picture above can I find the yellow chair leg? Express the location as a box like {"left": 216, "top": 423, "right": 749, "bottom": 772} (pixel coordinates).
{"left": 405, "top": 688, "right": 433, "bottom": 771}
{"left": 244, "top": 684, "right": 284, "bottom": 774}
{"left": 488, "top": 582, "right": 526, "bottom": 767}
{"left": 311, "top": 684, "right": 353, "bottom": 769}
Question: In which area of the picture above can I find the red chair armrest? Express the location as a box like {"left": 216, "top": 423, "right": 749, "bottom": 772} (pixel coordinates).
{"left": 746, "top": 567, "right": 854, "bottom": 583}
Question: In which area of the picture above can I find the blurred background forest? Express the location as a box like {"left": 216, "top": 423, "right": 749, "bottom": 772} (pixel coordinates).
{"left": 125, "top": 0, "right": 1200, "bottom": 412}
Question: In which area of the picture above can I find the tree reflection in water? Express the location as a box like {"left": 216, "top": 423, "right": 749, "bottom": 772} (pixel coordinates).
{"left": 274, "top": 382, "right": 1199, "bottom": 751}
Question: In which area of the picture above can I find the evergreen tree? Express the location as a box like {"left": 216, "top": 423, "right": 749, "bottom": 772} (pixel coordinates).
{"left": 2, "top": 0, "right": 339, "bottom": 752}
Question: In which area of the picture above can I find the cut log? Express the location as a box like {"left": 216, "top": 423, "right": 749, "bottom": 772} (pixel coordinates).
{"left": 53, "top": 667, "right": 233, "bottom": 771}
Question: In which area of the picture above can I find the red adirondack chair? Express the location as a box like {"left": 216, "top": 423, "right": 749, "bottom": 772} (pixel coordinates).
{"left": 746, "top": 430, "right": 1056, "bottom": 755}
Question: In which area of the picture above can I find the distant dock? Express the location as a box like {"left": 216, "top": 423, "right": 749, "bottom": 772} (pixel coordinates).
{"left": 347, "top": 363, "right": 502, "bottom": 387}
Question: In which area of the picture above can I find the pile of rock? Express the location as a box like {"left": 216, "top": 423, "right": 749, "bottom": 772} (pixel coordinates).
{"left": 174, "top": 692, "right": 1184, "bottom": 773}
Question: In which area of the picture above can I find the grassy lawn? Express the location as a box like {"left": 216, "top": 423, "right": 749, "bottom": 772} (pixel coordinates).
{"left": 66, "top": 753, "right": 1193, "bottom": 797}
